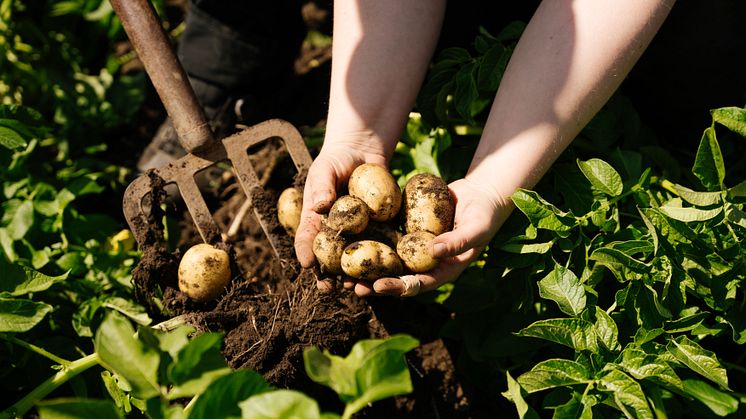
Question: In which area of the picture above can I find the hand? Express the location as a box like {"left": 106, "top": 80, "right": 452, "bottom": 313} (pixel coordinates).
{"left": 348, "top": 177, "right": 512, "bottom": 297}
{"left": 294, "top": 137, "right": 389, "bottom": 285}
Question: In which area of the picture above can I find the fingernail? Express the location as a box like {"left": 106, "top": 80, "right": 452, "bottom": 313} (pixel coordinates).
{"left": 432, "top": 243, "right": 446, "bottom": 258}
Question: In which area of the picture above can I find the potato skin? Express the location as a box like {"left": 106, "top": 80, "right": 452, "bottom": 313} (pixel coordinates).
{"left": 326, "top": 195, "right": 369, "bottom": 235}
{"left": 403, "top": 173, "right": 454, "bottom": 235}
{"left": 277, "top": 187, "right": 303, "bottom": 236}
{"left": 178, "top": 244, "right": 231, "bottom": 302}
{"left": 397, "top": 231, "right": 438, "bottom": 273}
{"left": 348, "top": 164, "right": 402, "bottom": 222}
{"left": 341, "top": 240, "right": 403, "bottom": 281}
{"left": 312, "top": 228, "right": 349, "bottom": 275}
{"left": 362, "top": 221, "right": 403, "bottom": 248}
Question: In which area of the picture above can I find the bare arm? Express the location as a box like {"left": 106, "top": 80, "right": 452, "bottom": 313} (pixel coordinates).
{"left": 466, "top": 0, "right": 675, "bottom": 215}
{"left": 295, "top": 0, "right": 446, "bottom": 282}
{"left": 379, "top": 0, "right": 675, "bottom": 295}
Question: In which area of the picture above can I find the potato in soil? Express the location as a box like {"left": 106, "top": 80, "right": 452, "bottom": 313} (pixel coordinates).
{"left": 277, "top": 187, "right": 303, "bottom": 236}
{"left": 348, "top": 163, "right": 402, "bottom": 222}
{"left": 326, "top": 195, "right": 369, "bottom": 235}
{"left": 312, "top": 228, "right": 349, "bottom": 275}
{"left": 341, "top": 240, "right": 403, "bottom": 281}
{"left": 397, "top": 231, "right": 438, "bottom": 273}
{"left": 403, "top": 173, "right": 454, "bottom": 235}
{"left": 178, "top": 243, "right": 231, "bottom": 302}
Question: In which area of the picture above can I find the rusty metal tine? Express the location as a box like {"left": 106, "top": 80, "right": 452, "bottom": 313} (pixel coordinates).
{"left": 176, "top": 175, "right": 222, "bottom": 244}
{"left": 122, "top": 175, "right": 153, "bottom": 242}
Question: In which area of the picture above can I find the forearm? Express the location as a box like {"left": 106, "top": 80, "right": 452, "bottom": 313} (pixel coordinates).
{"left": 325, "top": 0, "right": 446, "bottom": 159}
{"left": 467, "top": 0, "right": 675, "bottom": 202}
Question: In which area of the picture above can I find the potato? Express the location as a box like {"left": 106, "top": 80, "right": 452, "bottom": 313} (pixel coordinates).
{"left": 348, "top": 164, "right": 402, "bottom": 222}
{"left": 362, "top": 221, "right": 403, "bottom": 248}
{"left": 326, "top": 195, "right": 369, "bottom": 235}
{"left": 277, "top": 187, "right": 303, "bottom": 236}
{"left": 403, "top": 173, "right": 454, "bottom": 235}
{"left": 312, "top": 228, "right": 349, "bottom": 275}
{"left": 397, "top": 231, "right": 438, "bottom": 273}
{"left": 341, "top": 240, "right": 403, "bottom": 281}
{"left": 178, "top": 244, "right": 231, "bottom": 302}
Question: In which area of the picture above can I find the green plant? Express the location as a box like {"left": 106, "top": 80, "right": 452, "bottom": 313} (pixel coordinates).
{"left": 1, "top": 311, "right": 418, "bottom": 418}
{"left": 392, "top": 23, "right": 746, "bottom": 417}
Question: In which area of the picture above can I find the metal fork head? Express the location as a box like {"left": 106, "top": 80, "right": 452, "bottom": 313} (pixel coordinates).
{"left": 123, "top": 119, "right": 312, "bottom": 276}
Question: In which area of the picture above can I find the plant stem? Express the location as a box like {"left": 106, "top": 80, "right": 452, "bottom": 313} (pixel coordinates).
{"left": 0, "top": 353, "right": 99, "bottom": 419}
{"left": 1, "top": 335, "right": 70, "bottom": 366}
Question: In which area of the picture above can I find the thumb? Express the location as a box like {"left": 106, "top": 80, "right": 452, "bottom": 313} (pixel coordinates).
{"left": 431, "top": 222, "right": 489, "bottom": 258}
{"left": 306, "top": 159, "right": 339, "bottom": 213}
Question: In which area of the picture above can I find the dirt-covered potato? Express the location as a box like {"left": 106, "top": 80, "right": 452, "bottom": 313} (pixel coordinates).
{"left": 341, "top": 240, "right": 403, "bottom": 281}
{"left": 403, "top": 173, "right": 454, "bottom": 235}
{"left": 178, "top": 244, "right": 231, "bottom": 302}
{"left": 312, "top": 228, "right": 349, "bottom": 275}
{"left": 326, "top": 195, "right": 369, "bottom": 235}
{"left": 397, "top": 231, "right": 438, "bottom": 273}
{"left": 348, "top": 164, "right": 402, "bottom": 222}
{"left": 362, "top": 221, "right": 403, "bottom": 248}
{"left": 277, "top": 187, "right": 303, "bottom": 236}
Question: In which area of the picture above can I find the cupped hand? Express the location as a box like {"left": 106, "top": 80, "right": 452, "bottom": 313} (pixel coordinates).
{"left": 352, "top": 177, "right": 512, "bottom": 297}
{"left": 293, "top": 139, "right": 389, "bottom": 284}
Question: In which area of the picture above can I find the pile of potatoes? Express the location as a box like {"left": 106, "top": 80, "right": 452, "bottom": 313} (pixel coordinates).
{"left": 278, "top": 164, "right": 455, "bottom": 282}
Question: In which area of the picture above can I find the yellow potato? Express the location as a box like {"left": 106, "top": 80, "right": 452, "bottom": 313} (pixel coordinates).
{"left": 326, "top": 195, "right": 369, "bottom": 235}
{"left": 341, "top": 240, "right": 403, "bottom": 281}
{"left": 277, "top": 187, "right": 303, "bottom": 236}
{"left": 362, "top": 221, "right": 403, "bottom": 248}
{"left": 348, "top": 164, "right": 402, "bottom": 222}
{"left": 178, "top": 244, "right": 231, "bottom": 302}
{"left": 403, "top": 173, "right": 454, "bottom": 235}
{"left": 397, "top": 231, "right": 438, "bottom": 273}
{"left": 312, "top": 228, "right": 349, "bottom": 275}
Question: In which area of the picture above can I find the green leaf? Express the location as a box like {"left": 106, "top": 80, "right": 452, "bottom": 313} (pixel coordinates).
{"left": 692, "top": 127, "right": 725, "bottom": 191}
{"left": 590, "top": 247, "right": 650, "bottom": 278}
{"left": 620, "top": 348, "right": 682, "bottom": 390}
{"left": 101, "top": 297, "right": 151, "bottom": 326}
{"left": 168, "top": 332, "right": 231, "bottom": 399}
{"left": 0, "top": 126, "right": 27, "bottom": 149}
{"left": 658, "top": 205, "right": 722, "bottom": 222}
{"left": 240, "top": 390, "right": 324, "bottom": 419}
{"left": 593, "top": 308, "right": 619, "bottom": 351}
{"left": 711, "top": 106, "right": 746, "bottom": 138}
{"left": 512, "top": 189, "right": 576, "bottom": 233}
{"left": 517, "top": 318, "right": 598, "bottom": 353}
{"left": 669, "top": 183, "right": 722, "bottom": 206}
{"left": 0, "top": 297, "right": 52, "bottom": 332}
{"left": 477, "top": 44, "right": 507, "bottom": 92}
{"left": 0, "top": 259, "right": 68, "bottom": 296}
{"left": 664, "top": 311, "right": 709, "bottom": 333}
{"left": 728, "top": 179, "right": 746, "bottom": 198}
{"left": 188, "top": 370, "right": 271, "bottom": 419}
{"left": 7, "top": 200, "right": 34, "bottom": 240}
{"left": 453, "top": 63, "right": 479, "bottom": 120}
{"left": 517, "top": 359, "right": 593, "bottom": 393}
{"left": 577, "top": 158, "right": 623, "bottom": 196}
{"left": 37, "top": 398, "right": 123, "bottom": 419}
{"left": 599, "top": 369, "right": 654, "bottom": 419}
{"left": 537, "top": 265, "right": 586, "bottom": 317}
{"left": 500, "top": 241, "right": 554, "bottom": 254}
{"left": 682, "top": 379, "right": 739, "bottom": 417}
{"left": 553, "top": 392, "right": 594, "bottom": 419}
{"left": 502, "top": 372, "right": 540, "bottom": 419}
{"left": 94, "top": 312, "right": 161, "bottom": 399}
{"left": 667, "top": 336, "right": 729, "bottom": 390}
{"left": 303, "top": 334, "right": 418, "bottom": 414}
